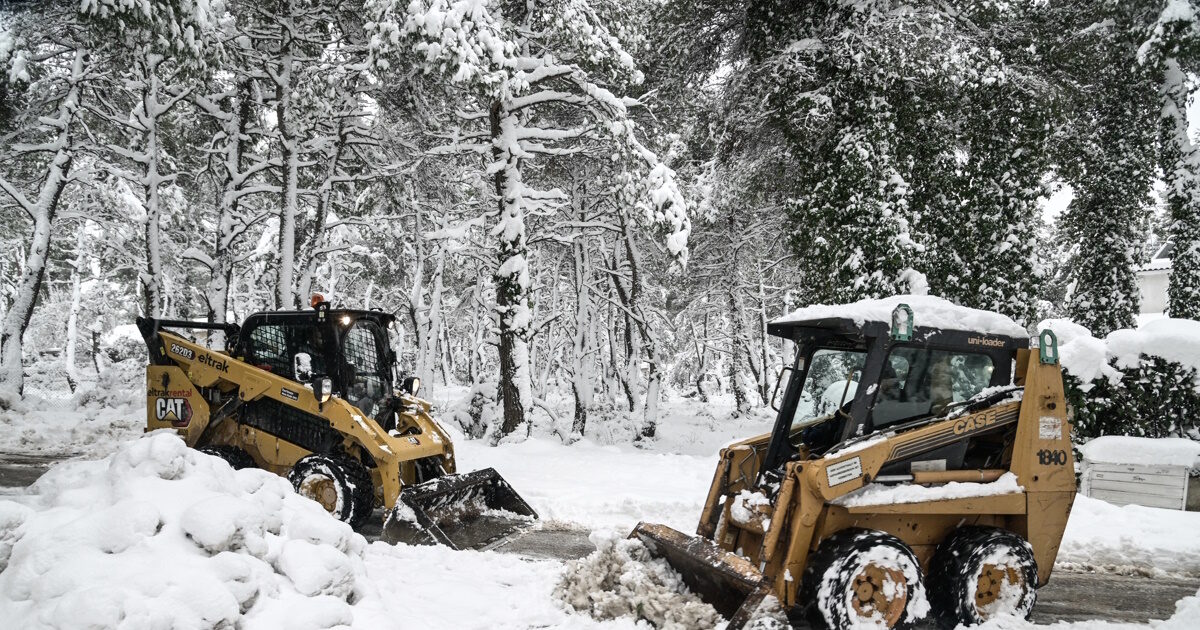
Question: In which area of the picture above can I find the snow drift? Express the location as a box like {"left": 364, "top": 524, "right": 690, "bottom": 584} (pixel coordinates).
{"left": 0, "top": 432, "right": 397, "bottom": 629}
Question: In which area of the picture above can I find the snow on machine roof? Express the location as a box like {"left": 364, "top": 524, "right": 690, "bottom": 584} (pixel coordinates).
{"left": 768, "top": 294, "right": 1028, "bottom": 340}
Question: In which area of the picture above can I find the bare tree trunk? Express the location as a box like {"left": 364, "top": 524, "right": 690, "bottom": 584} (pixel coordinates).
{"left": 569, "top": 211, "right": 595, "bottom": 435}
{"left": 65, "top": 223, "right": 86, "bottom": 392}
{"left": 274, "top": 4, "right": 299, "bottom": 309}
{"left": 727, "top": 284, "right": 752, "bottom": 416}
{"left": 490, "top": 100, "right": 532, "bottom": 436}
{"left": 0, "top": 49, "right": 83, "bottom": 399}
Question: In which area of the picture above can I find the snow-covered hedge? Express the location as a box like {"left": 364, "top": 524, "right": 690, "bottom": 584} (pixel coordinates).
{"left": 1043, "top": 318, "right": 1200, "bottom": 441}
{"left": 0, "top": 433, "right": 396, "bottom": 629}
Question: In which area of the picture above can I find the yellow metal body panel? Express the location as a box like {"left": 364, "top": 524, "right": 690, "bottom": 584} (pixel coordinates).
{"left": 146, "top": 331, "right": 456, "bottom": 512}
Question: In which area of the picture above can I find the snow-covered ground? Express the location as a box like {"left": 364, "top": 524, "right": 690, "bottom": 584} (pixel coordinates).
{"left": 2, "top": 393, "right": 1200, "bottom": 628}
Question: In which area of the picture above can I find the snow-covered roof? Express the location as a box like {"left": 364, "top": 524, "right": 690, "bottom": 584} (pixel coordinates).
{"left": 1137, "top": 258, "right": 1172, "bottom": 273}
{"left": 1138, "top": 242, "right": 1174, "bottom": 273}
{"left": 771, "top": 295, "right": 1028, "bottom": 338}
{"left": 1081, "top": 436, "right": 1200, "bottom": 469}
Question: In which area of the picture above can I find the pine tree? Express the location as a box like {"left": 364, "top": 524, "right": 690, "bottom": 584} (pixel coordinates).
{"left": 1140, "top": 1, "right": 1200, "bottom": 319}
{"left": 1053, "top": 2, "right": 1159, "bottom": 336}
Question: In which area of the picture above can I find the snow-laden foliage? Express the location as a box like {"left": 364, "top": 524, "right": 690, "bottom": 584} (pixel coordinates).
{"left": 1043, "top": 317, "right": 1200, "bottom": 441}
{"left": 1, "top": 0, "right": 1196, "bottom": 447}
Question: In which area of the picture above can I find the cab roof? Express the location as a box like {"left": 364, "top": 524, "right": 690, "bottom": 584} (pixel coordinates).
{"left": 767, "top": 295, "right": 1028, "bottom": 344}
{"left": 246, "top": 308, "right": 395, "bottom": 327}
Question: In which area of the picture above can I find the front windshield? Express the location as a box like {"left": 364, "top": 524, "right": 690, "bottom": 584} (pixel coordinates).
{"left": 789, "top": 348, "right": 867, "bottom": 431}
{"left": 871, "top": 347, "right": 995, "bottom": 429}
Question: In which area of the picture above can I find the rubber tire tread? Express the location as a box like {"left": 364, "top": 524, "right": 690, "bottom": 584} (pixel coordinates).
{"left": 926, "top": 526, "right": 1038, "bottom": 630}
{"left": 289, "top": 454, "right": 374, "bottom": 530}
{"left": 198, "top": 445, "right": 256, "bottom": 470}
{"left": 799, "top": 528, "right": 924, "bottom": 630}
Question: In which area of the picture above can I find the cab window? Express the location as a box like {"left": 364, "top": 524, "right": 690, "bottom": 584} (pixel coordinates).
{"left": 871, "top": 347, "right": 995, "bottom": 429}
{"left": 343, "top": 320, "right": 388, "bottom": 415}
{"left": 789, "top": 348, "right": 867, "bottom": 430}
{"left": 245, "top": 323, "right": 329, "bottom": 379}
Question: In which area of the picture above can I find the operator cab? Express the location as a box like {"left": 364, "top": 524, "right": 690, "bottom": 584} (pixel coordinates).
{"left": 235, "top": 300, "right": 398, "bottom": 418}
{"left": 761, "top": 297, "right": 1029, "bottom": 478}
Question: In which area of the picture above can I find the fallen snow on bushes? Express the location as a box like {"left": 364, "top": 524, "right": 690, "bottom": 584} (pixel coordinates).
{"left": 1041, "top": 317, "right": 1200, "bottom": 389}
{"left": 0, "top": 432, "right": 401, "bottom": 630}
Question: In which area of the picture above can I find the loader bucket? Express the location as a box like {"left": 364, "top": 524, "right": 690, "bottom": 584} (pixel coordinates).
{"left": 382, "top": 467, "right": 537, "bottom": 550}
{"left": 630, "top": 522, "right": 765, "bottom": 621}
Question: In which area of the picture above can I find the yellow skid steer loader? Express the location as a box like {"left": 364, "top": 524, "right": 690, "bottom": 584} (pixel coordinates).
{"left": 630, "top": 297, "right": 1075, "bottom": 629}
{"left": 139, "top": 296, "right": 536, "bottom": 549}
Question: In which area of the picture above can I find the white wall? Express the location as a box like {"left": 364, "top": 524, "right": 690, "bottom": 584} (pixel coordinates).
{"left": 1138, "top": 269, "right": 1170, "bottom": 315}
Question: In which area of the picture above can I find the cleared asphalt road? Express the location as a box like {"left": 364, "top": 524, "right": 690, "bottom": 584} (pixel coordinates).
{"left": 2, "top": 455, "right": 1195, "bottom": 625}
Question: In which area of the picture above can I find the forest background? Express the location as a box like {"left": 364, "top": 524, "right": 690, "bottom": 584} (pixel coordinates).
{"left": 2, "top": 0, "right": 1199, "bottom": 444}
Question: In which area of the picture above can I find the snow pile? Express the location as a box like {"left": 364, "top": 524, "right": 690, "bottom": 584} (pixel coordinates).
{"left": 1041, "top": 317, "right": 1200, "bottom": 388}
{"left": 0, "top": 396, "right": 142, "bottom": 457}
{"left": 0, "top": 432, "right": 396, "bottom": 629}
{"left": 832, "top": 472, "right": 1023, "bottom": 508}
{"left": 1057, "top": 494, "right": 1200, "bottom": 577}
{"left": 554, "top": 531, "right": 726, "bottom": 629}
{"left": 1080, "top": 436, "right": 1200, "bottom": 469}
{"left": 774, "top": 295, "right": 1028, "bottom": 337}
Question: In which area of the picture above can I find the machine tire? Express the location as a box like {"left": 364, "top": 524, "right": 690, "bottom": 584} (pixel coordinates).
{"left": 927, "top": 526, "right": 1038, "bottom": 629}
{"left": 800, "top": 528, "right": 928, "bottom": 630}
{"left": 289, "top": 454, "right": 374, "bottom": 529}
{"left": 198, "top": 445, "right": 256, "bottom": 470}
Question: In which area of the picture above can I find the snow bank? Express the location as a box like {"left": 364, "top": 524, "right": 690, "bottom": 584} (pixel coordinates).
{"left": 774, "top": 295, "right": 1027, "bottom": 337}
{"left": 1080, "top": 436, "right": 1200, "bottom": 469}
{"left": 0, "top": 397, "right": 142, "bottom": 457}
{"left": 554, "top": 531, "right": 726, "bottom": 629}
{"left": 832, "top": 472, "right": 1023, "bottom": 508}
{"left": 0, "top": 432, "right": 398, "bottom": 629}
{"left": 1057, "top": 495, "right": 1200, "bottom": 577}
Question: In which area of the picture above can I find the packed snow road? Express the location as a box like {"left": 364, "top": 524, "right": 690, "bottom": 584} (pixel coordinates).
{"left": 0, "top": 449, "right": 1196, "bottom": 628}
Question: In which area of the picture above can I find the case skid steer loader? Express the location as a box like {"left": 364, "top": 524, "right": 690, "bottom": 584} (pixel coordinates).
{"left": 631, "top": 297, "right": 1075, "bottom": 630}
{"left": 138, "top": 296, "right": 536, "bottom": 550}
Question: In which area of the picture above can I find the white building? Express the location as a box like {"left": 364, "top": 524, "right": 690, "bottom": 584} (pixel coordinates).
{"left": 1137, "top": 242, "right": 1173, "bottom": 316}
